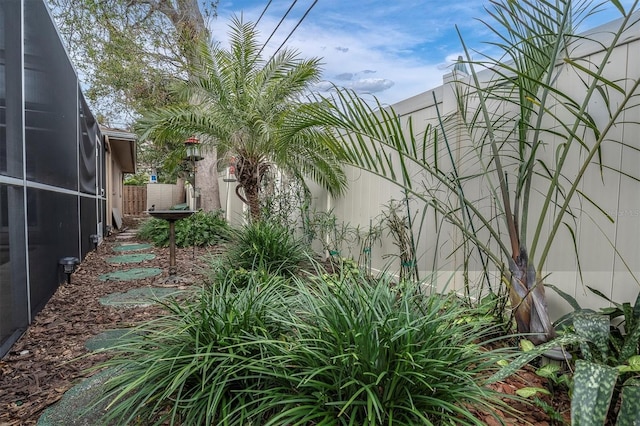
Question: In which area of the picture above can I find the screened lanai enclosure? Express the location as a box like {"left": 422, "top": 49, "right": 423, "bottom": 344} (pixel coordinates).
{"left": 0, "top": 0, "right": 106, "bottom": 357}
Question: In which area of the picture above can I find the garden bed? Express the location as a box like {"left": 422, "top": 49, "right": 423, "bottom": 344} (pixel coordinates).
{"left": 0, "top": 217, "right": 570, "bottom": 425}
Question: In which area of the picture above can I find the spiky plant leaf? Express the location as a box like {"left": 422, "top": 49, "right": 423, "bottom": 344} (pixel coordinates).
{"left": 288, "top": 0, "right": 640, "bottom": 344}
{"left": 572, "top": 360, "right": 618, "bottom": 426}
{"left": 616, "top": 378, "right": 640, "bottom": 426}
{"left": 573, "top": 312, "right": 610, "bottom": 362}
{"left": 488, "top": 334, "right": 582, "bottom": 384}
{"left": 620, "top": 316, "right": 640, "bottom": 363}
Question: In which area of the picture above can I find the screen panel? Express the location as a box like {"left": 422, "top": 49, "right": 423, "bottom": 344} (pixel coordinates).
{"left": 24, "top": 0, "right": 77, "bottom": 190}
{"left": 0, "top": 183, "right": 28, "bottom": 355}
{"left": 27, "top": 188, "right": 79, "bottom": 316}
{"left": 0, "top": 1, "right": 24, "bottom": 179}
{"left": 80, "top": 195, "right": 97, "bottom": 257}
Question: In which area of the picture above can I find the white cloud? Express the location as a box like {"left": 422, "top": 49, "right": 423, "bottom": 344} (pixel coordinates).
{"left": 212, "top": 0, "right": 634, "bottom": 106}
{"left": 351, "top": 78, "right": 394, "bottom": 93}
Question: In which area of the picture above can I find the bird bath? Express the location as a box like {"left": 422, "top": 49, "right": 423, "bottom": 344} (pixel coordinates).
{"left": 147, "top": 210, "right": 194, "bottom": 283}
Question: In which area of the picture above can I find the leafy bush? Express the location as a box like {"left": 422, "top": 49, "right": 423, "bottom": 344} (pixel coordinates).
{"left": 220, "top": 220, "right": 310, "bottom": 278}
{"left": 137, "top": 210, "right": 230, "bottom": 247}
{"left": 264, "top": 277, "right": 510, "bottom": 425}
{"left": 97, "top": 275, "right": 511, "bottom": 425}
{"left": 96, "top": 276, "right": 289, "bottom": 425}
{"left": 561, "top": 290, "right": 640, "bottom": 425}
{"left": 492, "top": 287, "right": 640, "bottom": 425}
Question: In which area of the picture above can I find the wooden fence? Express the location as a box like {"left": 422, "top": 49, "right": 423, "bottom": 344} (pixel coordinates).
{"left": 123, "top": 185, "right": 147, "bottom": 215}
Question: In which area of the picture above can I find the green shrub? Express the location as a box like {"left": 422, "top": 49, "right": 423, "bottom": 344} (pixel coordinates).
{"left": 220, "top": 220, "right": 310, "bottom": 278}
{"left": 260, "top": 277, "right": 509, "bottom": 425}
{"left": 96, "top": 274, "right": 512, "bottom": 425}
{"left": 96, "top": 276, "right": 289, "bottom": 425}
{"left": 492, "top": 287, "right": 640, "bottom": 425}
{"left": 137, "top": 210, "right": 230, "bottom": 247}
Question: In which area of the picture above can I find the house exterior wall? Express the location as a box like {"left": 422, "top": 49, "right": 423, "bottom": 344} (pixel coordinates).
{"left": 111, "top": 153, "right": 124, "bottom": 222}
{"left": 0, "top": 0, "right": 104, "bottom": 356}
{"left": 322, "top": 16, "right": 640, "bottom": 319}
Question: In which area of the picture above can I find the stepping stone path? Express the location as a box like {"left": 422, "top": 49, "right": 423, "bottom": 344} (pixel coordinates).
{"left": 37, "top": 368, "right": 122, "bottom": 426}
{"left": 99, "top": 287, "right": 183, "bottom": 307}
{"left": 84, "top": 328, "right": 136, "bottom": 352}
{"left": 38, "top": 229, "right": 181, "bottom": 425}
{"left": 115, "top": 229, "right": 138, "bottom": 241}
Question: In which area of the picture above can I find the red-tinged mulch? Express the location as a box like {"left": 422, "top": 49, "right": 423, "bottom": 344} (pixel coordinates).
{"left": 0, "top": 215, "right": 571, "bottom": 425}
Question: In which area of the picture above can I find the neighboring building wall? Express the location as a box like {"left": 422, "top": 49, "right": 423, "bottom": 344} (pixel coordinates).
{"left": 322, "top": 16, "right": 640, "bottom": 319}
{"left": 0, "top": 1, "right": 104, "bottom": 356}
{"left": 110, "top": 154, "right": 124, "bottom": 222}
{"left": 147, "top": 183, "right": 183, "bottom": 210}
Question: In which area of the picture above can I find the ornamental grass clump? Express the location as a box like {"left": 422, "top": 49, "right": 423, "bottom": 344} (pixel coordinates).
{"left": 96, "top": 276, "right": 289, "bottom": 425}
{"left": 262, "top": 276, "right": 510, "bottom": 425}
{"left": 221, "top": 220, "right": 310, "bottom": 277}
{"left": 96, "top": 272, "right": 511, "bottom": 425}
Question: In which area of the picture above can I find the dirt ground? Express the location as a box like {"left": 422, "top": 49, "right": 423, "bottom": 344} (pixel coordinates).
{"left": 0, "top": 215, "right": 571, "bottom": 425}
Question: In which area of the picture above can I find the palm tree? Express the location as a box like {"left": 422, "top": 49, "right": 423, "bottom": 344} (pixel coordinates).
{"left": 290, "top": 0, "right": 640, "bottom": 343}
{"left": 136, "top": 16, "right": 347, "bottom": 220}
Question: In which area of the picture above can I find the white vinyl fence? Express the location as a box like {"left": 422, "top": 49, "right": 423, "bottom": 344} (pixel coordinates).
{"left": 310, "top": 15, "right": 640, "bottom": 319}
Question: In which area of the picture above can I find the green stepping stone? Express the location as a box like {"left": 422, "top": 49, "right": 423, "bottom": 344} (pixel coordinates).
{"left": 98, "top": 267, "right": 162, "bottom": 281}
{"left": 106, "top": 253, "right": 156, "bottom": 264}
{"left": 99, "top": 287, "right": 183, "bottom": 307}
{"left": 112, "top": 243, "right": 152, "bottom": 252}
{"left": 85, "top": 329, "right": 136, "bottom": 352}
{"left": 37, "top": 367, "right": 121, "bottom": 426}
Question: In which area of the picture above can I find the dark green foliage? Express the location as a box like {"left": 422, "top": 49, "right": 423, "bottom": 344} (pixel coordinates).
{"left": 96, "top": 276, "right": 510, "bottom": 425}
{"left": 96, "top": 277, "right": 289, "bottom": 425}
{"left": 263, "top": 277, "right": 510, "bottom": 425}
{"left": 572, "top": 361, "right": 618, "bottom": 426}
{"left": 495, "top": 287, "right": 640, "bottom": 424}
{"left": 220, "top": 220, "right": 310, "bottom": 278}
{"left": 617, "top": 377, "right": 640, "bottom": 426}
{"left": 123, "top": 173, "right": 149, "bottom": 185}
{"left": 137, "top": 210, "right": 230, "bottom": 247}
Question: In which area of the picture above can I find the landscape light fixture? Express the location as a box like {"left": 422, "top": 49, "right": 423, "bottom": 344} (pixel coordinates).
{"left": 59, "top": 256, "right": 80, "bottom": 284}
{"left": 89, "top": 234, "right": 99, "bottom": 250}
{"left": 183, "top": 136, "right": 203, "bottom": 161}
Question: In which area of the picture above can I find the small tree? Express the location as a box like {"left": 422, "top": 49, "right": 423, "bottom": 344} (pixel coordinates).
{"left": 136, "top": 17, "right": 347, "bottom": 220}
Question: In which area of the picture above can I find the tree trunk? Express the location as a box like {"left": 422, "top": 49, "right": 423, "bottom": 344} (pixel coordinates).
{"left": 176, "top": 176, "right": 186, "bottom": 203}
{"left": 160, "top": 0, "right": 221, "bottom": 212}
{"left": 196, "top": 147, "right": 221, "bottom": 211}
{"left": 245, "top": 181, "right": 261, "bottom": 221}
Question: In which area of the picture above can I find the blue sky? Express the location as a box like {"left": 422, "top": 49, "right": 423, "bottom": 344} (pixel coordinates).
{"left": 210, "top": 0, "right": 635, "bottom": 105}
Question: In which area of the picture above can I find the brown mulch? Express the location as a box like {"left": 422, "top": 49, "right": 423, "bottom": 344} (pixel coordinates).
{"left": 0, "top": 215, "right": 571, "bottom": 425}
{"left": 0, "top": 216, "right": 214, "bottom": 425}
